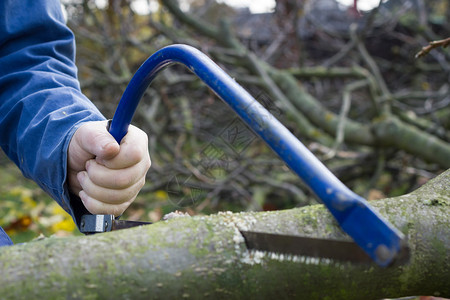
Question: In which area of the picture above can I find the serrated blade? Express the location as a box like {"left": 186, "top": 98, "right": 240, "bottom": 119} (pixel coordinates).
{"left": 111, "top": 220, "right": 152, "bottom": 230}
{"left": 240, "top": 231, "right": 373, "bottom": 264}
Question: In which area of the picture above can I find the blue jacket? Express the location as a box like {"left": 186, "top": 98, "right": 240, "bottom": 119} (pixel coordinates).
{"left": 0, "top": 0, "right": 106, "bottom": 246}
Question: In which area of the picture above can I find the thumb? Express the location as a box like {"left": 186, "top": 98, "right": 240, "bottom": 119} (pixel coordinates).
{"left": 75, "top": 121, "right": 120, "bottom": 161}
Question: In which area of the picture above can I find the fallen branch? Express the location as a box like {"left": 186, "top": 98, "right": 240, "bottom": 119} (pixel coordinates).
{"left": 0, "top": 169, "right": 449, "bottom": 299}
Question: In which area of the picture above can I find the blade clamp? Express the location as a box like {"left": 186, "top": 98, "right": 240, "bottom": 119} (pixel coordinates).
{"left": 80, "top": 214, "right": 114, "bottom": 234}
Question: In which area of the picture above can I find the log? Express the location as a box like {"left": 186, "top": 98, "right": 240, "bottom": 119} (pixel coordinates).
{"left": 0, "top": 169, "right": 449, "bottom": 299}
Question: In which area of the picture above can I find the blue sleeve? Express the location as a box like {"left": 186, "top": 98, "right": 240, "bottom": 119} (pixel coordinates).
{"left": 0, "top": 0, "right": 106, "bottom": 226}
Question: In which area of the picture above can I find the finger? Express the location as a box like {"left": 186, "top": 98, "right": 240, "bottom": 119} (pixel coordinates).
{"left": 79, "top": 190, "right": 133, "bottom": 216}
{"left": 68, "top": 170, "right": 82, "bottom": 195}
{"left": 74, "top": 121, "right": 120, "bottom": 161}
{"left": 97, "top": 125, "right": 149, "bottom": 169}
{"left": 77, "top": 171, "right": 145, "bottom": 204}
{"left": 85, "top": 159, "right": 149, "bottom": 190}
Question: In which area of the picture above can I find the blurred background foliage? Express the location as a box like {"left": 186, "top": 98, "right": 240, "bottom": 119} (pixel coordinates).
{"left": 1, "top": 0, "right": 449, "bottom": 243}
{"left": 0, "top": 155, "right": 78, "bottom": 243}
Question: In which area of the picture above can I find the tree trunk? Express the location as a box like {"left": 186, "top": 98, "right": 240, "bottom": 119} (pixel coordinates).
{"left": 0, "top": 170, "right": 449, "bottom": 299}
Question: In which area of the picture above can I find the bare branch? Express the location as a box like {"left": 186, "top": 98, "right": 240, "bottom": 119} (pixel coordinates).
{"left": 415, "top": 37, "right": 450, "bottom": 59}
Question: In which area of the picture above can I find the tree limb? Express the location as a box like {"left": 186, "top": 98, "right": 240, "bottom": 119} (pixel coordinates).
{"left": 372, "top": 116, "right": 450, "bottom": 168}
{"left": 0, "top": 169, "right": 449, "bottom": 299}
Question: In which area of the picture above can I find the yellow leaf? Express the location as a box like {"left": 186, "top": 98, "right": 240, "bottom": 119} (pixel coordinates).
{"left": 50, "top": 203, "right": 70, "bottom": 216}
{"left": 155, "top": 190, "right": 169, "bottom": 201}
{"left": 22, "top": 196, "right": 37, "bottom": 208}
{"left": 51, "top": 218, "right": 76, "bottom": 233}
{"left": 9, "top": 186, "right": 23, "bottom": 196}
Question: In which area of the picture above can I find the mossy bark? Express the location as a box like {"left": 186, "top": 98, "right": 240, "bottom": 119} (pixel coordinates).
{"left": 0, "top": 170, "right": 449, "bottom": 299}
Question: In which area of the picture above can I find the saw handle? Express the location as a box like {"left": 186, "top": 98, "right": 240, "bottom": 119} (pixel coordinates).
{"left": 109, "top": 44, "right": 407, "bottom": 267}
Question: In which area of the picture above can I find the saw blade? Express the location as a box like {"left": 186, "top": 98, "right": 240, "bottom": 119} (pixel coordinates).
{"left": 111, "top": 220, "right": 152, "bottom": 231}
{"left": 240, "top": 231, "right": 374, "bottom": 264}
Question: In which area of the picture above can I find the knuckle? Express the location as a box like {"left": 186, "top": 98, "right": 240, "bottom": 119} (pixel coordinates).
{"left": 146, "top": 154, "right": 152, "bottom": 169}
{"left": 124, "top": 146, "right": 143, "bottom": 165}
{"left": 111, "top": 204, "right": 127, "bottom": 217}
{"left": 137, "top": 177, "right": 146, "bottom": 191}
{"left": 124, "top": 133, "right": 149, "bottom": 163}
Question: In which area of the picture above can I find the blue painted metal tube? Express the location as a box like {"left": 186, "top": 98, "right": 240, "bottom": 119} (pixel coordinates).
{"left": 109, "top": 44, "right": 406, "bottom": 266}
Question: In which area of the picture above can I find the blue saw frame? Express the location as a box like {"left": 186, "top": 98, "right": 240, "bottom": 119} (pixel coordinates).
{"left": 109, "top": 44, "right": 407, "bottom": 267}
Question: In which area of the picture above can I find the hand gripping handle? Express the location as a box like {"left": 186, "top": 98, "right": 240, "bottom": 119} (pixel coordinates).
{"left": 110, "top": 44, "right": 408, "bottom": 266}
